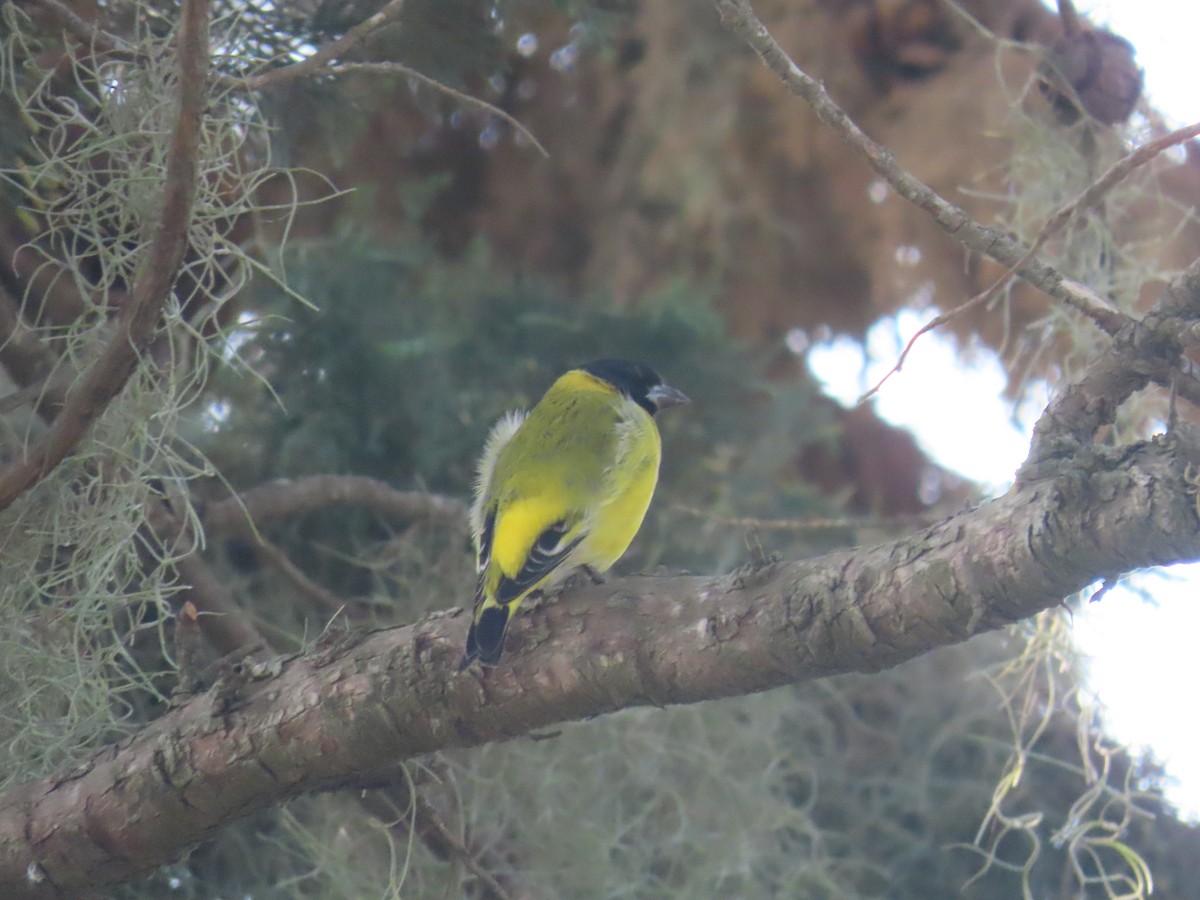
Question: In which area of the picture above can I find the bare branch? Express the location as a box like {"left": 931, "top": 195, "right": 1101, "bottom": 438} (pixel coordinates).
{"left": 1056, "top": 0, "right": 1082, "bottom": 37}
{"left": 720, "top": 0, "right": 1197, "bottom": 406}
{"left": 713, "top": 0, "right": 1125, "bottom": 331}
{"left": 360, "top": 776, "right": 516, "bottom": 900}
{"left": 146, "top": 498, "right": 273, "bottom": 657}
{"left": 0, "top": 0, "right": 211, "bottom": 511}
{"left": 409, "top": 791, "right": 514, "bottom": 900}
{"left": 672, "top": 502, "right": 932, "bottom": 532}
{"left": 326, "top": 62, "right": 548, "bottom": 157}
{"left": 202, "top": 475, "right": 467, "bottom": 538}
{"left": 3, "top": 430, "right": 1199, "bottom": 896}
{"left": 229, "top": 0, "right": 548, "bottom": 158}
{"left": 241, "top": 0, "right": 408, "bottom": 91}
{"left": 1039, "top": 120, "right": 1200, "bottom": 242}
{"left": 1162, "top": 253, "right": 1200, "bottom": 318}
{"left": 171, "top": 550, "right": 271, "bottom": 657}
{"left": 196, "top": 476, "right": 466, "bottom": 627}
{"left": 858, "top": 272, "right": 1125, "bottom": 404}
{"left": 251, "top": 535, "right": 347, "bottom": 615}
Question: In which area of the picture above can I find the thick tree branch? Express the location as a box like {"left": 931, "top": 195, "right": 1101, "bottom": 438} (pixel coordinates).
{"left": 0, "top": 0, "right": 209, "bottom": 511}
{"left": 3, "top": 432, "right": 1199, "bottom": 896}
{"left": 1023, "top": 259, "right": 1200, "bottom": 471}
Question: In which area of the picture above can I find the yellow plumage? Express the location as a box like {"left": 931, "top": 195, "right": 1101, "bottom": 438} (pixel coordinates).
{"left": 461, "top": 360, "right": 689, "bottom": 667}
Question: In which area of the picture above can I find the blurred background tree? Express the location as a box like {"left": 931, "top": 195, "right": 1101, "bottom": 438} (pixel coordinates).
{"left": 2, "top": 0, "right": 1199, "bottom": 896}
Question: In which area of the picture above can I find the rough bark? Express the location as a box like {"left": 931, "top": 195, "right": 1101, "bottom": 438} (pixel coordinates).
{"left": 2, "top": 430, "right": 1198, "bottom": 896}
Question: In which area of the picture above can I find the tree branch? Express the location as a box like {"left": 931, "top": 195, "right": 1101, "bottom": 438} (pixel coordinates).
{"left": 323, "top": 62, "right": 548, "bottom": 157}
{"left": 134, "top": 489, "right": 273, "bottom": 665}
{"left": 3, "top": 431, "right": 1199, "bottom": 896}
{"left": 358, "top": 771, "right": 517, "bottom": 900}
{"left": 226, "top": 0, "right": 548, "bottom": 157}
{"left": 240, "top": 0, "right": 408, "bottom": 91}
{"left": 713, "top": 0, "right": 1125, "bottom": 331}
{"left": 201, "top": 475, "right": 467, "bottom": 538}
{"left": 1023, "top": 258, "right": 1200, "bottom": 471}
{"left": 249, "top": 534, "right": 347, "bottom": 615}
{"left": 0, "top": 0, "right": 210, "bottom": 511}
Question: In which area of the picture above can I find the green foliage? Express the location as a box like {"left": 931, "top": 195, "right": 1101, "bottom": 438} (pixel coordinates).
{"left": 218, "top": 232, "right": 757, "bottom": 486}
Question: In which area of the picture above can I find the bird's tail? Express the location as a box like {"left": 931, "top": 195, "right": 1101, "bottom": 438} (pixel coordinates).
{"left": 459, "top": 603, "right": 511, "bottom": 669}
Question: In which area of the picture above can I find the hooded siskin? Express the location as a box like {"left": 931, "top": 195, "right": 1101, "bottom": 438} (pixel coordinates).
{"left": 461, "top": 359, "right": 689, "bottom": 667}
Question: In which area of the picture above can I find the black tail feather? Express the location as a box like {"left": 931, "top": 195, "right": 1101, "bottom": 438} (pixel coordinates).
{"left": 459, "top": 605, "right": 511, "bottom": 669}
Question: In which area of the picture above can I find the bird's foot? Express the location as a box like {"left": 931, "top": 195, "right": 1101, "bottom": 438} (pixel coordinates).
{"left": 528, "top": 566, "right": 606, "bottom": 609}
{"left": 581, "top": 564, "right": 606, "bottom": 585}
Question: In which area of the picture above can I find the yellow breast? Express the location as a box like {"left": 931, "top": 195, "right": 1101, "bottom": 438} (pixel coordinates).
{"left": 575, "top": 405, "right": 661, "bottom": 571}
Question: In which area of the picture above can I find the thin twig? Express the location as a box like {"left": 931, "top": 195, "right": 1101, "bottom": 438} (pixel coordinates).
{"left": 715, "top": 1, "right": 1080, "bottom": 303}
{"left": 716, "top": 0, "right": 1200, "bottom": 402}
{"left": 241, "top": 0, "right": 408, "bottom": 91}
{"left": 411, "top": 792, "right": 514, "bottom": 900}
{"left": 146, "top": 496, "right": 274, "bottom": 657}
{"left": 326, "top": 62, "right": 548, "bottom": 157}
{"left": 1043, "top": 120, "right": 1200, "bottom": 244}
{"left": 358, "top": 768, "right": 517, "bottom": 900}
{"left": 859, "top": 120, "right": 1200, "bottom": 401}
{"left": 0, "top": 0, "right": 211, "bottom": 511}
{"left": 857, "top": 276, "right": 1114, "bottom": 404}
{"left": 251, "top": 535, "right": 347, "bottom": 615}
{"left": 233, "top": 5, "right": 547, "bottom": 158}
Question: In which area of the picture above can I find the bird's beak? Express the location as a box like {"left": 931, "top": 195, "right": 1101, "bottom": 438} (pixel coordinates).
{"left": 647, "top": 383, "right": 690, "bottom": 412}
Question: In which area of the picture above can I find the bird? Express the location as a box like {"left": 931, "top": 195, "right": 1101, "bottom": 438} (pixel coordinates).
{"left": 461, "top": 359, "right": 690, "bottom": 668}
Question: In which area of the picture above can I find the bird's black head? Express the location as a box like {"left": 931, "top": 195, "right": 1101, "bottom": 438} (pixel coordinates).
{"left": 579, "top": 358, "right": 689, "bottom": 416}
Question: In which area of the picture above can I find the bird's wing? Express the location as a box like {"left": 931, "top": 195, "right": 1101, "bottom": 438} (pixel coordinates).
{"left": 475, "top": 390, "right": 623, "bottom": 600}
{"left": 492, "top": 517, "right": 586, "bottom": 604}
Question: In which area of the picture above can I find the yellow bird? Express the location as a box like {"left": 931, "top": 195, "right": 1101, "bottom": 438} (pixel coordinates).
{"left": 461, "top": 359, "right": 690, "bottom": 667}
